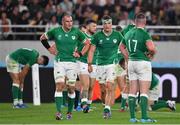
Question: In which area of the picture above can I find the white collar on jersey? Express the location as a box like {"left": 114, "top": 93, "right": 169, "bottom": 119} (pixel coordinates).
{"left": 62, "top": 26, "right": 72, "bottom": 33}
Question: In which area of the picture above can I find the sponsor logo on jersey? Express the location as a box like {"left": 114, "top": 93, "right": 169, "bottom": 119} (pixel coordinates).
{"left": 113, "top": 39, "right": 117, "bottom": 43}
{"left": 58, "top": 35, "right": 62, "bottom": 39}
{"left": 72, "top": 36, "right": 76, "bottom": 40}
{"left": 65, "top": 34, "right": 68, "bottom": 37}
{"left": 106, "top": 38, "right": 110, "bottom": 40}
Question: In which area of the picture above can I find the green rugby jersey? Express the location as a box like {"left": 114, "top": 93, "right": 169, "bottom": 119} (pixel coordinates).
{"left": 46, "top": 26, "right": 86, "bottom": 62}
{"left": 91, "top": 30, "right": 124, "bottom": 65}
{"left": 77, "top": 32, "right": 97, "bottom": 64}
{"left": 9, "top": 48, "right": 39, "bottom": 66}
{"left": 122, "top": 27, "right": 152, "bottom": 61}
{"left": 121, "top": 24, "right": 135, "bottom": 36}
{"left": 150, "top": 73, "right": 159, "bottom": 90}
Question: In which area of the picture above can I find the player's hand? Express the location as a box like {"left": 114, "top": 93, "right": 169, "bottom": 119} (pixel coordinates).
{"left": 73, "top": 51, "right": 80, "bottom": 58}
{"left": 145, "top": 51, "right": 154, "bottom": 60}
{"left": 48, "top": 46, "right": 57, "bottom": 55}
{"left": 88, "top": 65, "right": 93, "bottom": 73}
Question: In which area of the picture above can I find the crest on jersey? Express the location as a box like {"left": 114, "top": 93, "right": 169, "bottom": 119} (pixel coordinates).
{"left": 113, "top": 39, "right": 117, "bottom": 43}
{"left": 72, "top": 36, "right": 76, "bottom": 40}
{"left": 99, "top": 40, "right": 103, "bottom": 44}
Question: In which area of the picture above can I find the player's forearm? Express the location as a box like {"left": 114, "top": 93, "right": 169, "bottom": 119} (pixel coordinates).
{"left": 20, "top": 65, "right": 30, "bottom": 81}
{"left": 120, "top": 44, "right": 128, "bottom": 62}
{"left": 88, "top": 49, "right": 95, "bottom": 65}
{"left": 40, "top": 34, "right": 50, "bottom": 50}
{"left": 81, "top": 43, "right": 90, "bottom": 56}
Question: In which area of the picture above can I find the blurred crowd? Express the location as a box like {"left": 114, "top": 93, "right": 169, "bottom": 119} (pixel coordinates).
{"left": 0, "top": 0, "right": 180, "bottom": 40}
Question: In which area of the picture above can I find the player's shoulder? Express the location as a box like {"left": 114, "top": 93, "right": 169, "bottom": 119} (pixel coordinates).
{"left": 71, "top": 27, "right": 80, "bottom": 32}
{"left": 93, "top": 30, "right": 102, "bottom": 36}
{"left": 136, "top": 27, "right": 148, "bottom": 34}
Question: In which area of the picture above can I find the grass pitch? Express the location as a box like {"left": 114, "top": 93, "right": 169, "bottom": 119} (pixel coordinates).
{"left": 0, "top": 103, "right": 180, "bottom": 124}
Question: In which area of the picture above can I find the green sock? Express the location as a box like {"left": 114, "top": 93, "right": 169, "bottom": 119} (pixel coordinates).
{"left": 18, "top": 89, "right": 23, "bottom": 100}
{"left": 121, "top": 97, "right": 127, "bottom": 109}
{"left": 140, "top": 95, "right": 148, "bottom": 119}
{"left": 12, "top": 84, "right": 20, "bottom": 105}
{"left": 55, "top": 92, "right": 63, "bottom": 112}
{"left": 63, "top": 91, "right": 67, "bottom": 106}
{"left": 151, "top": 100, "right": 168, "bottom": 111}
{"left": 128, "top": 96, "right": 136, "bottom": 119}
{"left": 18, "top": 89, "right": 23, "bottom": 105}
{"left": 68, "top": 93, "right": 75, "bottom": 113}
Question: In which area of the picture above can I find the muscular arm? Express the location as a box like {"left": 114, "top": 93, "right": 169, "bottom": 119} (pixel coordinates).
{"left": 40, "top": 34, "right": 57, "bottom": 55}
{"left": 81, "top": 39, "right": 90, "bottom": 55}
{"left": 19, "top": 64, "right": 30, "bottom": 84}
{"left": 146, "top": 40, "right": 157, "bottom": 59}
{"left": 88, "top": 45, "right": 96, "bottom": 64}
{"left": 119, "top": 43, "right": 129, "bottom": 62}
{"left": 74, "top": 39, "right": 90, "bottom": 57}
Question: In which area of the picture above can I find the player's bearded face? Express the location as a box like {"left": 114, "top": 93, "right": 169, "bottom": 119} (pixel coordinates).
{"left": 63, "top": 16, "right": 73, "bottom": 30}
{"left": 89, "top": 23, "right": 97, "bottom": 34}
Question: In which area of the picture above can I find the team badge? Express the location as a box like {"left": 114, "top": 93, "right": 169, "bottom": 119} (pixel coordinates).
{"left": 72, "top": 36, "right": 76, "bottom": 40}
{"left": 113, "top": 39, "right": 117, "bottom": 43}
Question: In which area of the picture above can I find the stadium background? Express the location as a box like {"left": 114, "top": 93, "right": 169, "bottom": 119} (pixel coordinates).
{"left": 0, "top": 0, "right": 180, "bottom": 103}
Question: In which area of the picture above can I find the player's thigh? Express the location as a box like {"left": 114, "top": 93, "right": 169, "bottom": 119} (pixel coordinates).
{"left": 54, "top": 61, "right": 66, "bottom": 83}
{"left": 106, "top": 64, "right": 116, "bottom": 83}
{"left": 96, "top": 65, "right": 106, "bottom": 84}
{"left": 78, "top": 61, "right": 89, "bottom": 75}
{"left": 149, "top": 84, "right": 160, "bottom": 101}
{"left": 89, "top": 65, "right": 97, "bottom": 79}
{"left": 137, "top": 61, "right": 152, "bottom": 81}
{"left": 65, "top": 62, "right": 78, "bottom": 86}
{"left": 139, "top": 80, "right": 151, "bottom": 94}
{"left": 6, "top": 55, "right": 21, "bottom": 73}
{"left": 115, "top": 64, "right": 124, "bottom": 78}
{"left": 128, "top": 61, "right": 138, "bottom": 81}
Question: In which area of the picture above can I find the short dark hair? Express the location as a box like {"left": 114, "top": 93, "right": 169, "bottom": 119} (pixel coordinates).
{"left": 62, "top": 12, "right": 72, "bottom": 19}
{"left": 135, "top": 13, "right": 146, "bottom": 21}
{"left": 115, "top": 26, "right": 122, "bottom": 32}
{"left": 102, "top": 15, "right": 112, "bottom": 20}
{"left": 79, "top": 24, "right": 86, "bottom": 30}
{"left": 85, "top": 19, "right": 96, "bottom": 25}
{"left": 41, "top": 55, "right": 49, "bottom": 66}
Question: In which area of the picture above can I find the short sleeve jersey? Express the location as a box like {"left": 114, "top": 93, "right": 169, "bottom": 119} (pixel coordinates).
{"left": 91, "top": 30, "right": 124, "bottom": 65}
{"left": 46, "top": 26, "right": 86, "bottom": 62}
{"left": 150, "top": 73, "right": 159, "bottom": 90}
{"left": 9, "top": 48, "right": 39, "bottom": 66}
{"left": 122, "top": 27, "right": 152, "bottom": 61}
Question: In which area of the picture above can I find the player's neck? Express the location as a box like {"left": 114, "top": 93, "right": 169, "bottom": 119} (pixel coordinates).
{"left": 136, "top": 24, "right": 145, "bottom": 29}
{"left": 62, "top": 26, "right": 71, "bottom": 32}
{"left": 103, "top": 29, "right": 112, "bottom": 36}
{"left": 85, "top": 31, "right": 93, "bottom": 36}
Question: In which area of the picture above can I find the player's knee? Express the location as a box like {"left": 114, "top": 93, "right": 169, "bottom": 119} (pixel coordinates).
{"left": 56, "top": 83, "right": 64, "bottom": 92}
{"left": 13, "top": 79, "right": 21, "bottom": 84}
{"left": 55, "top": 76, "right": 65, "bottom": 83}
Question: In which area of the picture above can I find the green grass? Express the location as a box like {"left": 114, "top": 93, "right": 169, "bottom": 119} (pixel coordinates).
{"left": 0, "top": 103, "right": 180, "bottom": 124}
